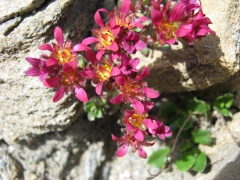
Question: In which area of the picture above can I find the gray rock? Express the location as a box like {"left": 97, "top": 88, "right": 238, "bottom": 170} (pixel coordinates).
{"left": 0, "top": 0, "right": 100, "bottom": 143}
{"left": 136, "top": 0, "right": 240, "bottom": 93}
{"left": 0, "top": 0, "right": 240, "bottom": 179}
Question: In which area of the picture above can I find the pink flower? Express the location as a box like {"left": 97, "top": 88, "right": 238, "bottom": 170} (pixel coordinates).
{"left": 110, "top": 67, "right": 159, "bottom": 104}
{"left": 90, "top": 56, "right": 121, "bottom": 95}
{"left": 148, "top": 120, "right": 172, "bottom": 140}
{"left": 120, "top": 31, "right": 146, "bottom": 54}
{"left": 26, "top": 27, "right": 88, "bottom": 102}
{"left": 111, "top": 133, "right": 154, "bottom": 158}
{"left": 176, "top": 9, "right": 216, "bottom": 45}
{"left": 109, "top": 0, "right": 148, "bottom": 31}
{"left": 151, "top": 0, "right": 214, "bottom": 45}
{"left": 120, "top": 55, "right": 139, "bottom": 75}
{"left": 76, "top": 8, "right": 120, "bottom": 60}
{"left": 123, "top": 101, "right": 158, "bottom": 141}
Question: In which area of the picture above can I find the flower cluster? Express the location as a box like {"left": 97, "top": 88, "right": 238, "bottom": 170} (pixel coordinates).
{"left": 26, "top": 0, "right": 214, "bottom": 158}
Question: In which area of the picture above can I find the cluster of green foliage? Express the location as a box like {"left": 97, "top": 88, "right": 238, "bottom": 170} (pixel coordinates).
{"left": 83, "top": 96, "right": 107, "bottom": 121}
{"left": 147, "top": 93, "right": 234, "bottom": 173}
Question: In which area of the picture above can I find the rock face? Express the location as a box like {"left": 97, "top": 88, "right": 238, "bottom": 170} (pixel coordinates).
{"left": 0, "top": 0, "right": 101, "bottom": 143}
{"left": 0, "top": 0, "right": 240, "bottom": 180}
{"left": 137, "top": 0, "right": 240, "bottom": 93}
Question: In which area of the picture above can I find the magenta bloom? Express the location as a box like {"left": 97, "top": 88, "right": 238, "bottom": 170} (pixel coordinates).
{"left": 26, "top": 27, "right": 88, "bottom": 102}
{"left": 111, "top": 133, "right": 155, "bottom": 158}
{"left": 176, "top": 9, "right": 216, "bottom": 45}
{"left": 120, "top": 55, "right": 139, "bottom": 75}
{"left": 110, "top": 67, "right": 159, "bottom": 104}
{"left": 151, "top": 0, "right": 214, "bottom": 45}
{"left": 89, "top": 56, "right": 121, "bottom": 95}
{"left": 77, "top": 8, "right": 120, "bottom": 60}
{"left": 120, "top": 31, "right": 146, "bottom": 54}
{"left": 123, "top": 101, "right": 158, "bottom": 140}
{"left": 152, "top": 121, "right": 172, "bottom": 140}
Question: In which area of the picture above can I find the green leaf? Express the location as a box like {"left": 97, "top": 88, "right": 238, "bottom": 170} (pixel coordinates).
{"left": 148, "top": 148, "right": 171, "bottom": 168}
{"left": 159, "top": 103, "right": 178, "bottom": 117}
{"left": 186, "top": 97, "right": 207, "bottom": 114}
{"left": 175, "top": 151, "right": 195, "bottom": 172}
{"left": 192, "top": 152, "right": 207, "bottom": 172}
{"left": 87, "top": 113, "right": 96, "bottom": 121}
{"left": 213, "top": 106, "right": 230, "bottom": 116}
{"left": 214, "top": 93, "right": 233, "bottom": 108}
{"left": 84, "top": 102, "right": 95, "bottom": 112}
{"left": 179, "top": 141, "right": 191, "bottom": 152}
{"left": 96, "top": 109, "right": 103, "bottom": 118}
{"left": 191, "top": 130, "right": 211, "bottom": 145}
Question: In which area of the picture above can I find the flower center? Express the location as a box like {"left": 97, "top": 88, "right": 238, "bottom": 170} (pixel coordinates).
{"left": 158, "top": 21, "right": 180, "bottom": 40}
{"left": 57, "top": 49, "right": 71, "bottom": 64}
{"left": 122, "top": 79, "right": 145, "bottom": 101}
{"left": 128, "top": 113, "right": 147, "bottom": 130}
{"left": 94, "top": 58, "right": 113, "bottom": 82}
{"left": 62, "top": 70, "right": 78, "bottom": 87}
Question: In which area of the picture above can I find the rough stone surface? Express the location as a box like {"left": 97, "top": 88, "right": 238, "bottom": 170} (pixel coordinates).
{"left": 0, "top": 0, "right": 101, "bottom": 143}
{"left": 0, "top": 0, "right": 240, "bottom": 179}
{"left": 0, "top": 109, "right": 239, "bottom": 180}
{"left": 136, "top": 0, "right": 240, "bottom": 93}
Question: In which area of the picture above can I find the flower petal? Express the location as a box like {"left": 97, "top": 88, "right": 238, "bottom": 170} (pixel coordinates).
{"left": 129, "top": 58, "right": 140, "bottom": 69}
{"left": 39, "top": 73, "right": 48, "bottom": 82}
{"left": 133, "top": 16, "right": 149, "bottom": 29}
{"left": 110, "top": 41, "right": 119, "bottom": 52}
{"left": 176, "top": 24, "right": 193, "bottom": 37}
{"left": 81, "top": 67, "right": 96, "bottom": 79}
{"left": 96, "top": 81, "right": 104, "bottom": 95}
{"left": 132, "top": 100, "right": 144, "bottom": 114}
{"left": 151, "top": 9, "right": 162, "bottom": 24}
{"left": 63, "top": 61, "right": 77, "bottom": 72}
{"left": 111, "top": 134, "right": 119, "bottom": 141}
{"left": 138, "top": 146, "right": 147, "bottom": 158}
{"left": 82, "top": 37, "right": 98, "bottom": 45}
{"left": 151, "top": 1, "right": 160, "bottom": 10}
{"left": 26, "top": 67, "right": 41, "bottom": 76}
{"left": 169, "top": 2, "right": 184, "bottom": 22}
{"left": 73, "top": 43, "right": 90, "bottom": 52}
{"left": 111, "top": 26, "right": 120, "bottom": 36}
{"left": 39, "top": 44, "right": 53, "bottom": 52}
{"left": 143, "top": 101, "right": 154, "bottom": 112}
{"left": 25, "top": 57, "right": 41, "bottom": 66}
{"left": 110, "top": 67, "right": 120, "bottom": 76}
{"left": 142, "top": 87, "right": 159, "bottom": 98}
{"left": 53, "top": 87, "right": 65, "bottom": 102}
{"left": 109, "top": 94, "right": 123, "bottom": 104}
{"left": 43, "top": 77, "right": 60, "bottom": 88}
{"left": 94, "top": 8, "right": 109, "bottom": 27}
{"left": 86, "top": 50, "right": 97, "bottom": 64}
{"left": 120, "top": 0, "right": 131, "bottom": 14}
{"left": 136, "top": 67, "right": 149, "bottom": 80}
{"left": 115, "top": 75, "right": 126, "bottom": 86}
{"left": 135, "top": 40, "right": 146, "bottom": 51}
{"left": 75, "top": 87, "right": 88, "bottom": 102}
{"left": 54, "top": 27, "right": 64, "bottom": 47}
{"left": 45, "top": 57, "right": 58, "bottom": 66}
{"left": 134, "top": 129, "right": 144, "bottom": 141}
{"left": 96, "top": 50, "right": 105, "bottom": 60}
{"left": 116, "top": 144, "right": 128, "bottom": 157}
{"left": 143, "top": 119, "right": 158, "bottom": 129}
